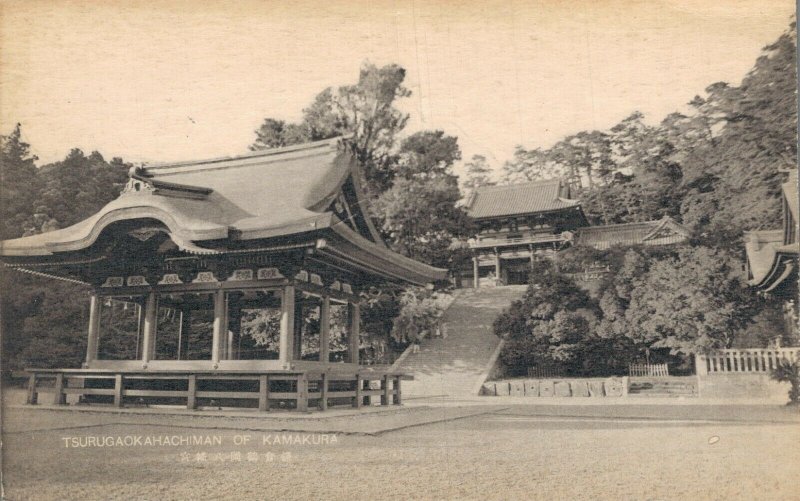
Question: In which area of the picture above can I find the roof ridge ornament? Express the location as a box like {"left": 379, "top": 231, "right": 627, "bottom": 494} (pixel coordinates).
{"left": 122, "top": 165, "right": 213, "bottom": 200}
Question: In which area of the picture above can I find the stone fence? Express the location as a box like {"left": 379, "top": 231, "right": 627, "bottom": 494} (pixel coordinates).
{"left": 695, "top": 347, "right": 799, "bottom": 375}
{"left": 482, "top": 377, "right": 628, "bottom": 397}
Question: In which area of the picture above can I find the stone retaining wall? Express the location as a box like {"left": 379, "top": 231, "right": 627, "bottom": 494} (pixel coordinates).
{"left": 482, "top": 377, "right": 628, "bottom": 397}
{"left": 697, "top": 374, "right": 790, "bottom": 400}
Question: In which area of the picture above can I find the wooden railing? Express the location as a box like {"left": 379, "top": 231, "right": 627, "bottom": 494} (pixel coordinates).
{"left": 695, "top": 348, "right": 799, "bottom": 375}
{"left": 629, "top": 363, "right": 669, "bottom": 377}
{"left": 23, "top": 368, "right": 410, "bottom": 412}
{"left": 471, "top": 233, "right": 566, "bottom": 249}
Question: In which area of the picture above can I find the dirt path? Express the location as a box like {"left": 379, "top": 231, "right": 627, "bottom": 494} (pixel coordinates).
{"left": 3, "top": 403, "right": 798, "bottom": 500}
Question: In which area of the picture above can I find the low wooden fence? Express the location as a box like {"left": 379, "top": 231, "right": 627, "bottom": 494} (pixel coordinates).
{"left": 527, "top": 366, "right": 561, "bottom": 379}
{"left": 23, "top": 368, "right": 410, "bottom": 412}
{"left": 695, "top": 348, "right": 799, "bottom": 375}
{"left": 628, "top": 363, "right": 669, "bottom": 377}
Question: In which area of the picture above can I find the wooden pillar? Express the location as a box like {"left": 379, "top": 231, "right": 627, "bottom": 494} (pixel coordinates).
{"left": 26, "top": 373, "right": 38, "bottom": 405}
{"left": 394, "top": 376, "right": 402, "bottom": 405}
{"left": 472, "top": 256, "right": 479, "bottom": 288}
{"left": 113, "top": 374, "right": 124, "bottom": 408}
{"left": 211, "top": 290, "right": 225, "bottom": 364}
{"left": 85, "top": 294, "right": 101, "bottom": 364}
{"left": 52, "top": 373, "right": 66, "bottom": 405}
{"left": 141, "top": 292, "right": 157, "bottom": 365}
{"left": 348, "top": 302, "right": 360, "bottom": 365}
{"left": 178, "top": 310, "right": 190, "bottom": 360}
{"left": 296, "top": 373, "right": 309, "bottom": 412}
{"left": 494, "top": 248, "right": 501, "bottom": 284}
{"left": 258, "top": 375, "right": 270, "bottom": 412}
{"left": 225, "top": 323, "right": 234, "bottom": 361}
{"left": 319, "top": 373, "right": 328, "bottom": 411}
{"left": 381, "top": 374, "right": 390, "bottom": 406}
{"left": 354, "top": 373, "right": 363, "bottom": 408}
{"left": 279, "top": 285, "right": 295, "bottom": 368}
{"left": 552, "top": 242, "right": 559, "bottom": 272}
{"left": 187, "top": 375, "right": 197, "bottom": 410}
{"left": 320, "top": 296, "right": 331, "bottom": 363}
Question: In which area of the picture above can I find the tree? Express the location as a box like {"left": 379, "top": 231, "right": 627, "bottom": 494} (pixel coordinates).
{"left": 390, "top": 287, "right": 447, "bottom": 345}
{"left": 771, "top": 359, "right": 800, "bottom": 405}
{"left": 461, "top": 154, "right": 495, "bottom": 193}
{"left": 501, "top": 146, "right": 561, "bottom": 184}
{"left": 249, "top": 118, "right": 309, "bottom": 150}
{"left": 677, "top": 24, "right": 796, "bottom": 247}
{"left": 250, "top": 62, "right": 411, "bottom": 194}
{"left": 623, "top": 247, "right": 758, "bottom": 356}
{"left": 395, "top": 130, "right": 460, "bottom": 180}
{"left": 374, "top": 175, "right": 472, "bottom": 269}
{"left": 550, "top": 130, "right": 615, "bottom": 191}
{"left": 36, "top": 149, "right": 129, "bottom": 230}
{"left": 494, "top": 260, "right": 603, "bottom": 375}
{"left": 370, "top": 130, "right": 473, "bottom": 270}
{"left": 0, "top": 124, "right": 40, "bottom": 239}
{"left": 0, "top": 141, "right": 131, "bottom": 371}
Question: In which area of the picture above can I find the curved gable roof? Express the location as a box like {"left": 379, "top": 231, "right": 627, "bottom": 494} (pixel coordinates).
{"left": 0, "top": 137, "right": 376, "bottom": 257}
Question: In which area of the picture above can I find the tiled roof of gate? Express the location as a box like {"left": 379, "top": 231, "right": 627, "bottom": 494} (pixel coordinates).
{"left": 464, "top": 180, "right": 580, "bottom": 219}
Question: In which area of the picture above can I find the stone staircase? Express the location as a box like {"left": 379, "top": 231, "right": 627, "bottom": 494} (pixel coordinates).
{"left": 394, "top": 286, "right": 527, "bottom": 399}
{"left": 627, "top": 376, "right": 699, "bottom": 397}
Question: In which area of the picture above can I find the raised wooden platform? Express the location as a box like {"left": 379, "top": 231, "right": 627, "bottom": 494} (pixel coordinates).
{"left": 23, "top": 368, "right": 411, "bottom": 412}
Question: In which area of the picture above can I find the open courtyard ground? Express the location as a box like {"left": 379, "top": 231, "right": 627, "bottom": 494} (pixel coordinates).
{"left": 2, "top": 396, "right": 799, "bottom": 501}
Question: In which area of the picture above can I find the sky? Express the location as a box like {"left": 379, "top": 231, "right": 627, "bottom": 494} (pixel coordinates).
{"left": 0, "top": 0, "right": 795, "bottom": 178}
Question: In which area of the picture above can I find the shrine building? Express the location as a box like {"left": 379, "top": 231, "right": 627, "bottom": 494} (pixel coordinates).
{"left": 462, "top": 180, "right": 690, "bottom": 287}
{"left": 744, "top": 169, "right": 799, "bottom": 340}
{"left": 0, "top": 137, "right": 446, "bottom": 412}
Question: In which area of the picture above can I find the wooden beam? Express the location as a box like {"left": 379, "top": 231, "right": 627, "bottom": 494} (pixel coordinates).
{"left": 319, "top": 296, "right": 330, "bottom": 363}
{"left": 280, "top": 285, "right": 295, "bottom": 368}
{"left": 85, "top": 294, "right": 101, "bottom": 364}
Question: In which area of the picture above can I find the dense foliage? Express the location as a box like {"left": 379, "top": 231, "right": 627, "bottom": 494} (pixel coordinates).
{"left": 250, "top": 63, "right": 472, "bottom": 348}
{"left": 0, "top": 129, "right": 131, "bottom": 371}
{"left": 771, "top": 359, "right": 800, "bottom": 405}
{"left": 493, "top": 24, "right": 797, "bottom": 376}
{"left": 499, "top": 25, "right": 797, "bottom": 250}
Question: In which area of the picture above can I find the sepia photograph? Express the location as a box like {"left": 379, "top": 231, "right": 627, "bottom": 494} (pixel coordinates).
{"left": 0, "top": 1, "right": 798, "bottom": 499}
